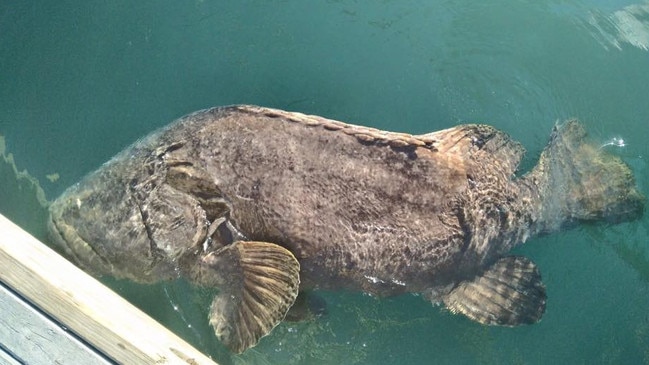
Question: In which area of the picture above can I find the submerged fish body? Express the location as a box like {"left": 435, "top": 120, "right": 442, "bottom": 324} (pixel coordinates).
{"left": 48, "top": 105, "right": 644, "bottom": 353}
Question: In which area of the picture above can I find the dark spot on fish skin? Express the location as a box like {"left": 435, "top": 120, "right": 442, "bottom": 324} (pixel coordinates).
{"left": 129, "top": 178, "right": 139, "bottom": 188}
{"left": 356, "top": 137, "right": 377, "bottom": 146}
{"left": 167, "top": 160, "right": 193, "bottom": 168}
{"left": 471, "top": 136, "right": 486, "bottom": 149}
{"left": 390, "top": 145, "right": 418, "bottom": 160}
{"left": 216, "top": 220, "right": 234, "bottom": 246}
{"left": 453, "top": 203, "right": 473, "bottom": 257}
{"left": 344, "top": 251, "right": 356, "bottom": 270}
{"left": 155, "top": 142, "right": 185, "bottom": 158}
{"left": 251, "top": 179, "right": 261, "bottom": 197}
{"left": 467, "top": 174, "right": 477, "bottom": 189}
{"left": 263, "top": 111, "right": 282, "bottom": 119}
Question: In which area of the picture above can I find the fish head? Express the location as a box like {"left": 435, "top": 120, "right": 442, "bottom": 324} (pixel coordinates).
{"left": 47, "top": 149, "right": 212, "bottom": 283}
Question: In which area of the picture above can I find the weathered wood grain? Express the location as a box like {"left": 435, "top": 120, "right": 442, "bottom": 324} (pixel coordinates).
{"left": 0, "top": 213, "right": 218, "bottom": 365}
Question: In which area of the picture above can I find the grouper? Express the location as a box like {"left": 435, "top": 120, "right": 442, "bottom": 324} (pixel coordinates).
{"left": 48, "top": 105, "right": 644, "bottom": 353}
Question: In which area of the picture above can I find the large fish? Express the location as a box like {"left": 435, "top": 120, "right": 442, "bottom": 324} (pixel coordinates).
{"left": 48, "top": 105, "right": 644, "bottom": 353}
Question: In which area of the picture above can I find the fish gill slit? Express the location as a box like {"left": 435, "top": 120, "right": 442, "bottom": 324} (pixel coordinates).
{"left": 131, "top": 190, "right": 163, "bottom": 262}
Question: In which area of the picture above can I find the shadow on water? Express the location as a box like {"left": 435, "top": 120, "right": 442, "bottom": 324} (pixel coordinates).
{"left": 583, "top": 218, "right": 649, "bottom": 284}
{"left": 613, "top": 240, "right": 649, "bottom": 282}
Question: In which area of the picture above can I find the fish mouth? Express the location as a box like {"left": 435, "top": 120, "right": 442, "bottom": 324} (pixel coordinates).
{"left": 47, "top": 201, "right": 113, "bottom": 276}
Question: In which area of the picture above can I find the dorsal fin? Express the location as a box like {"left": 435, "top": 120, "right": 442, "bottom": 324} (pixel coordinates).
{"left": 232, "top": 105, "right": 437, "bottom": 150}
{"left": 201, "top": 240, "right": 300, "bottom": 353}
{"left": 417, "top": 124, "right": 525, "bottom": 176}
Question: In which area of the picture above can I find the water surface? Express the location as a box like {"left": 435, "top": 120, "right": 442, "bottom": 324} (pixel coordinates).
{"left": 1, "top": 1, "right": 648, "bottom": 364}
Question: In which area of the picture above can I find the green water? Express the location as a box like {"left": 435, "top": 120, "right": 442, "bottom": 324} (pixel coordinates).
{"left": 1, "top": 1, "right": 648, "bottom": 364}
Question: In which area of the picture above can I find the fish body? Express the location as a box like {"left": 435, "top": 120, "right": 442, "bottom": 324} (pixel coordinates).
{"left": 48, "top": 105, "right": 644, "bottom": 352}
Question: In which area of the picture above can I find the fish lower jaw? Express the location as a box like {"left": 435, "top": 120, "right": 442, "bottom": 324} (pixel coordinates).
{"left": 47, "top": 213, "right": 112, "bottom": 276}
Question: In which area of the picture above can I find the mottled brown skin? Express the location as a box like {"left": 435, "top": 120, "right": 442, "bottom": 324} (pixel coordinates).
{"left": 48, "top": 105, "right": 644, "bottom": 352}
{"left": 194, "top": 109, "right": 536, "bottom": 296}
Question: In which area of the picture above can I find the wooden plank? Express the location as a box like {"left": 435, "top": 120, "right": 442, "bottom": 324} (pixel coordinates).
{"left": 0, "top": 213, "right": 218, "bottom": 365}
{"left": 0, "top": 282, "right": 113, "bottom": 365}
{"left": 0, "top": 345, "right": 22, "bottom": 365}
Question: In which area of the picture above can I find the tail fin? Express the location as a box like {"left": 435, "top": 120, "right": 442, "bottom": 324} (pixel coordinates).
{"left": 527, "top": 120, "right": 644, "bottom": 231}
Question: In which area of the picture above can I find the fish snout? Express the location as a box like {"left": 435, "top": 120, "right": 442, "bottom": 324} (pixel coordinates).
{"left": 47, "top": 190, "right": 114, "bottom": 276}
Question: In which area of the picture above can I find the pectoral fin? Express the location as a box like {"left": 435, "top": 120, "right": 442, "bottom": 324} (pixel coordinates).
{"left": 443, "top": 256, "right": 546, "bottom": 326}
{"left": 201, "top": 241, "right": 300, "bottom": 353}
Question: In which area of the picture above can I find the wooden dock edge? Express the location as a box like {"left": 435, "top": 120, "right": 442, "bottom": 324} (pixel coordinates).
{"left": 0, "top": 213, "right": 219, "bottom": 365}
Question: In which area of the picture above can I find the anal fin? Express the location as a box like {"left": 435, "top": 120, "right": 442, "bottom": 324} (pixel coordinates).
{"left": 201, "top": 241, "right": 300, "bottom": 353}
{"left": 443, "top": 256, "right": 546, "bottom": 326}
